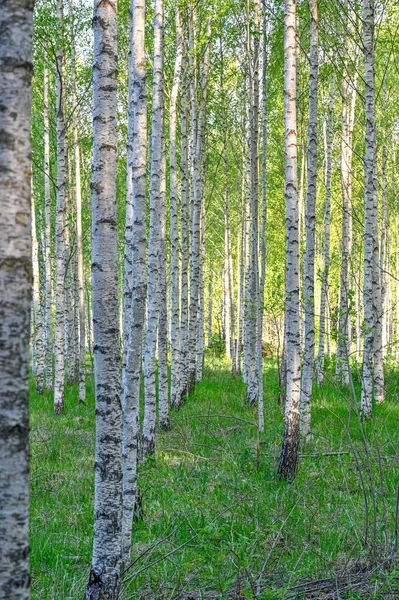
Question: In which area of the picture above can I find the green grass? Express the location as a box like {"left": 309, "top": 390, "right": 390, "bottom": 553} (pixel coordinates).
{"left": 30, "top": 353, "right": 399, "bottom": 599}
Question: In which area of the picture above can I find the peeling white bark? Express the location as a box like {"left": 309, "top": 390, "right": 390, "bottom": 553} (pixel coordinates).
{"left": 43, "top": 57, "right": 53, "bottom": 393}
{"left": 54, "top": 0, "right": 67, "bottom": 415}
{"left": 300, "top": 0, "right": 318, "bottom": 440}
{"left": 122, "top": 0, "right": 147, "bottom": 562}
{"left": 316, "top": 81, "right": 334, "bottom": 386}
{"left": 278, "top": 0, "right": 301, "bottom": 481}
{"left": 86, "top": 0, "right": 122, "bottom": 596}
{"left": 143, "top": 0, "right": 164, "bottom": 457}
{"left": 0, "top": 4, "right": 33, "bottom": 598}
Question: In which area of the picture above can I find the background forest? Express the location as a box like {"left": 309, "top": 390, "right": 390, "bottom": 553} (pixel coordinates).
{"left": 2, "top": 0, "right": 399, "bottom": 598}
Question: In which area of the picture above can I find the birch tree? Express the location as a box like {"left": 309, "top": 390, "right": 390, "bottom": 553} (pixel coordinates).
{"left": 278, "top": 0, "right": 301, "bottom": 481}
{"left": 143, "top": 0, "right": 164, "bottom": 456}
{"left": 43, "top": 57, "right": 53, "bottom": 392}
{"left": 86, "top": 0, "right": 122, "bottom": 596}
{"left": 300, "top": 0, "right": 318, "bottom": 440}
{"left": 0, "top": 2, "right": 34, "bottom": 597}
{"left": 169, "top": 4, "right": 183, "bottom": 407}
{"left": 361, "top": 0, "right": 383, "bottom": 416}
{"left": 31, "top": 185, "right": 44, "bottom": 395}
{"left": 54, "top": 0, "right": 67, "bottom": 415}
{"left": 179, "top": 53, "right": 190, "bottom": 405}
{"left": 122, "top": 0, "right": 148, "bottom": 563}
{"left": 158, "top": 135, "right": 169, "bottom": 429}
{"left": 246, "top": 0, "right": 260, "bottom": 407}
{"left": 336, "top": 26, "right": 358, "bottom": 386}
{"left": 316, "top": 81, "right": 334, "bottom": 386}
{"left": 69, "top": 0, "right": 86, "bottom": 403}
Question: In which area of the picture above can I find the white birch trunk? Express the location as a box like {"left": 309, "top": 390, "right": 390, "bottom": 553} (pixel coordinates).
{"left": 208, "top": 258, "right": 213, "bottom": 347}
{"left": 169, "top": 5, "right": 183, "bottom": 406}
{"left": 278, "top": 0, "right": 301, "bottom": 481}
{"left": 122, "top": 9, "right": 134, "bottom": 407}
{"left": 43, "top": 57, "right": 53, "bottom": 393}
{"left": 316, "top": 81, "right": 334, "bottom": 386}
{"left": 70, "top": 0, "right": 86, "bottom": 402}
{"left": 158, "top": 135, "right": 169, "bottom": 429}
{"left": 121, "top": 0, "right": 147, "bottom": 562}
{"left": 187, "top": 6, "right": 199, "bottom": 390}
{"left": 246, "top": 0, "right": 260, "bottom": 406}
{"left": 32, "top": 185, "right": 45, "bottom": 395}
{"left": 142, "top": 0, "right": 164, "bottom": 457}
{"left": 361, "top": 0, "right": 382, "bottom": 416}
{"left": 0, "top": 4, "right": 33, "bottom": 596}
{"left": 179, "top": 54, "right": 189, "bottom": 405}
{"left": 300, "top": 0, "right": 318, "bottom": 440}
{"left": 86, "top": 0, "right": 122, "bottom": 596}
{"left": 395, "top": 155, "right": 399, "bottom": 361}
{"left": 196, "top": 181, "right": 206, "bottom": 382}
{"left": 257, "top": 5, "right": 268, "bottom": 433}
{"left": 54, "top": 0, "right": 66, "bottom": 415}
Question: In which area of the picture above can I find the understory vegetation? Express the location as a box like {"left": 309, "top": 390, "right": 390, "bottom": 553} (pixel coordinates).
{"left": 30, "top": 353, "right": 399, "bottom": 599}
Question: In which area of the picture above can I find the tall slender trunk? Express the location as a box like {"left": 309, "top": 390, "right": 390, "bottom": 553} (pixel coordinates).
{"left": 122, "top": 7, "right": 134, "bottom": 407}
{"left": 395, "top": 153, "right": 399, "bottom": 361}
{"left": 54, "top": 0, "right": 67, "bottom": 415}
{"left": 195, "top": 173, "right": 205, "bottom": 382}
{"left": 122, "top": 0, "right": 147, "bottom": 562}
{"left": 208, "top": 258, "right": 213, "bottom": 347}
{"left": 300, "top": 0, "right": 318, "bottom": 440}
{"left": 179, "top": 53, "right": 189, "bottom": 405}
{"left": 316, "top": 81, "right": 334, "bottom": 386}
{"left": 380, "top": 85, "right": 388, "bottom": 358}
{"left": 336, "top": 27, "right": 358, "bottom": 386}
{"left": 69, "top": 0, "right": 86, "bottom": 402}
{"left": 236, "top": 127, "right": 247, "bottom": 375}
{"left": 0, "top": 4, "right": 34, "bottom": 598}
{"left": 86, "top": 0, "right": 122, "bottom": 597}
{"left": 158, "top": 135, "right": 169, "bottom": 429}
{"left": 196, "top": 177, "right": 206, "bottom": 382}
{"left": 257, "top": 5, "right": 268, "bottom": 432}
{"left": 221, "top": 97, "right": 236, "bottom": 376}
{"left": 142, "top": 0, "right": 164, "bottom": 457}
{"left": 32, "top": 184, "right": 45, "bottom": 395}
{"left": 169, "top": 4, "right": 183, "bottom": 406}
{"left": 278, "top": 0, "right": 301, "bottom": 481}
{"left": 361, "top": 0, "right": 383, "bottom": 416}
{"left": 43, "top": 57, "right": 53, "bottom": 392}
{"left": 187, "top": 5, "right": 199, "bottom": 390}
{"left": 246, "top": 0, "right": 260, "bottom": 406}
{"left": 243, "top": 145, "right": 251, "bottom": 384}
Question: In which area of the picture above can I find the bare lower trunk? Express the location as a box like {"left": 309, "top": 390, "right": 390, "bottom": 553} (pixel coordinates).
{"left": 70, "top": 0, "right": 86, "bottom": 402}
{"left": 246, "top": 0, "right": 260, "bottom": 406}
{"left": 43, "top": 58, "right": 53, "bottom": 392}
{"left": 31, "top": 185, "right": 44, "bottom": 395}
{"left": 316, "top": 81, "right": 334, "bottom": 386}
{"left": 179, "top": 55, "right": 189, "bottom": 405}
{"left": 361, "top": 0, "right": 382, "bottom": 416}
{"left": 300, "top": 0, "right": 318, "bottom": 440}
{"left": 122, "top": 0, "right": 148, "bottom": 563}
{"left": 278, "top": 0, "right": 301, "bottom": 481}
{"left": 158, "top": 136, "right": 169, "bottom": 429}
{"left": 86, "top": 0, "right": 122, "bottom": 597}
{"left": 54, "top": 0, "right": 66, "bottom": 415}
{"left": 122, "top": 8, "right": 134, "bottom": 408}
{"left": 169, "top": 4, "right": 183, "bottom": 407}
{"left": 143, "top": 0, "right": 164, "bottom": 457}
{"left": 257, "top": 7, "right": 268, "bottom": 432}
{"left": 0, "top": 5, "right": 34, "bottom": 597}
{"left": 336, "top": 29, "right": 358, "bottom": 386}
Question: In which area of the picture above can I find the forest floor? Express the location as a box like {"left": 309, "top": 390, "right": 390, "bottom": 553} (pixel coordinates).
{"left": 30, "top": 352, "right": 399, "bottom": 599}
